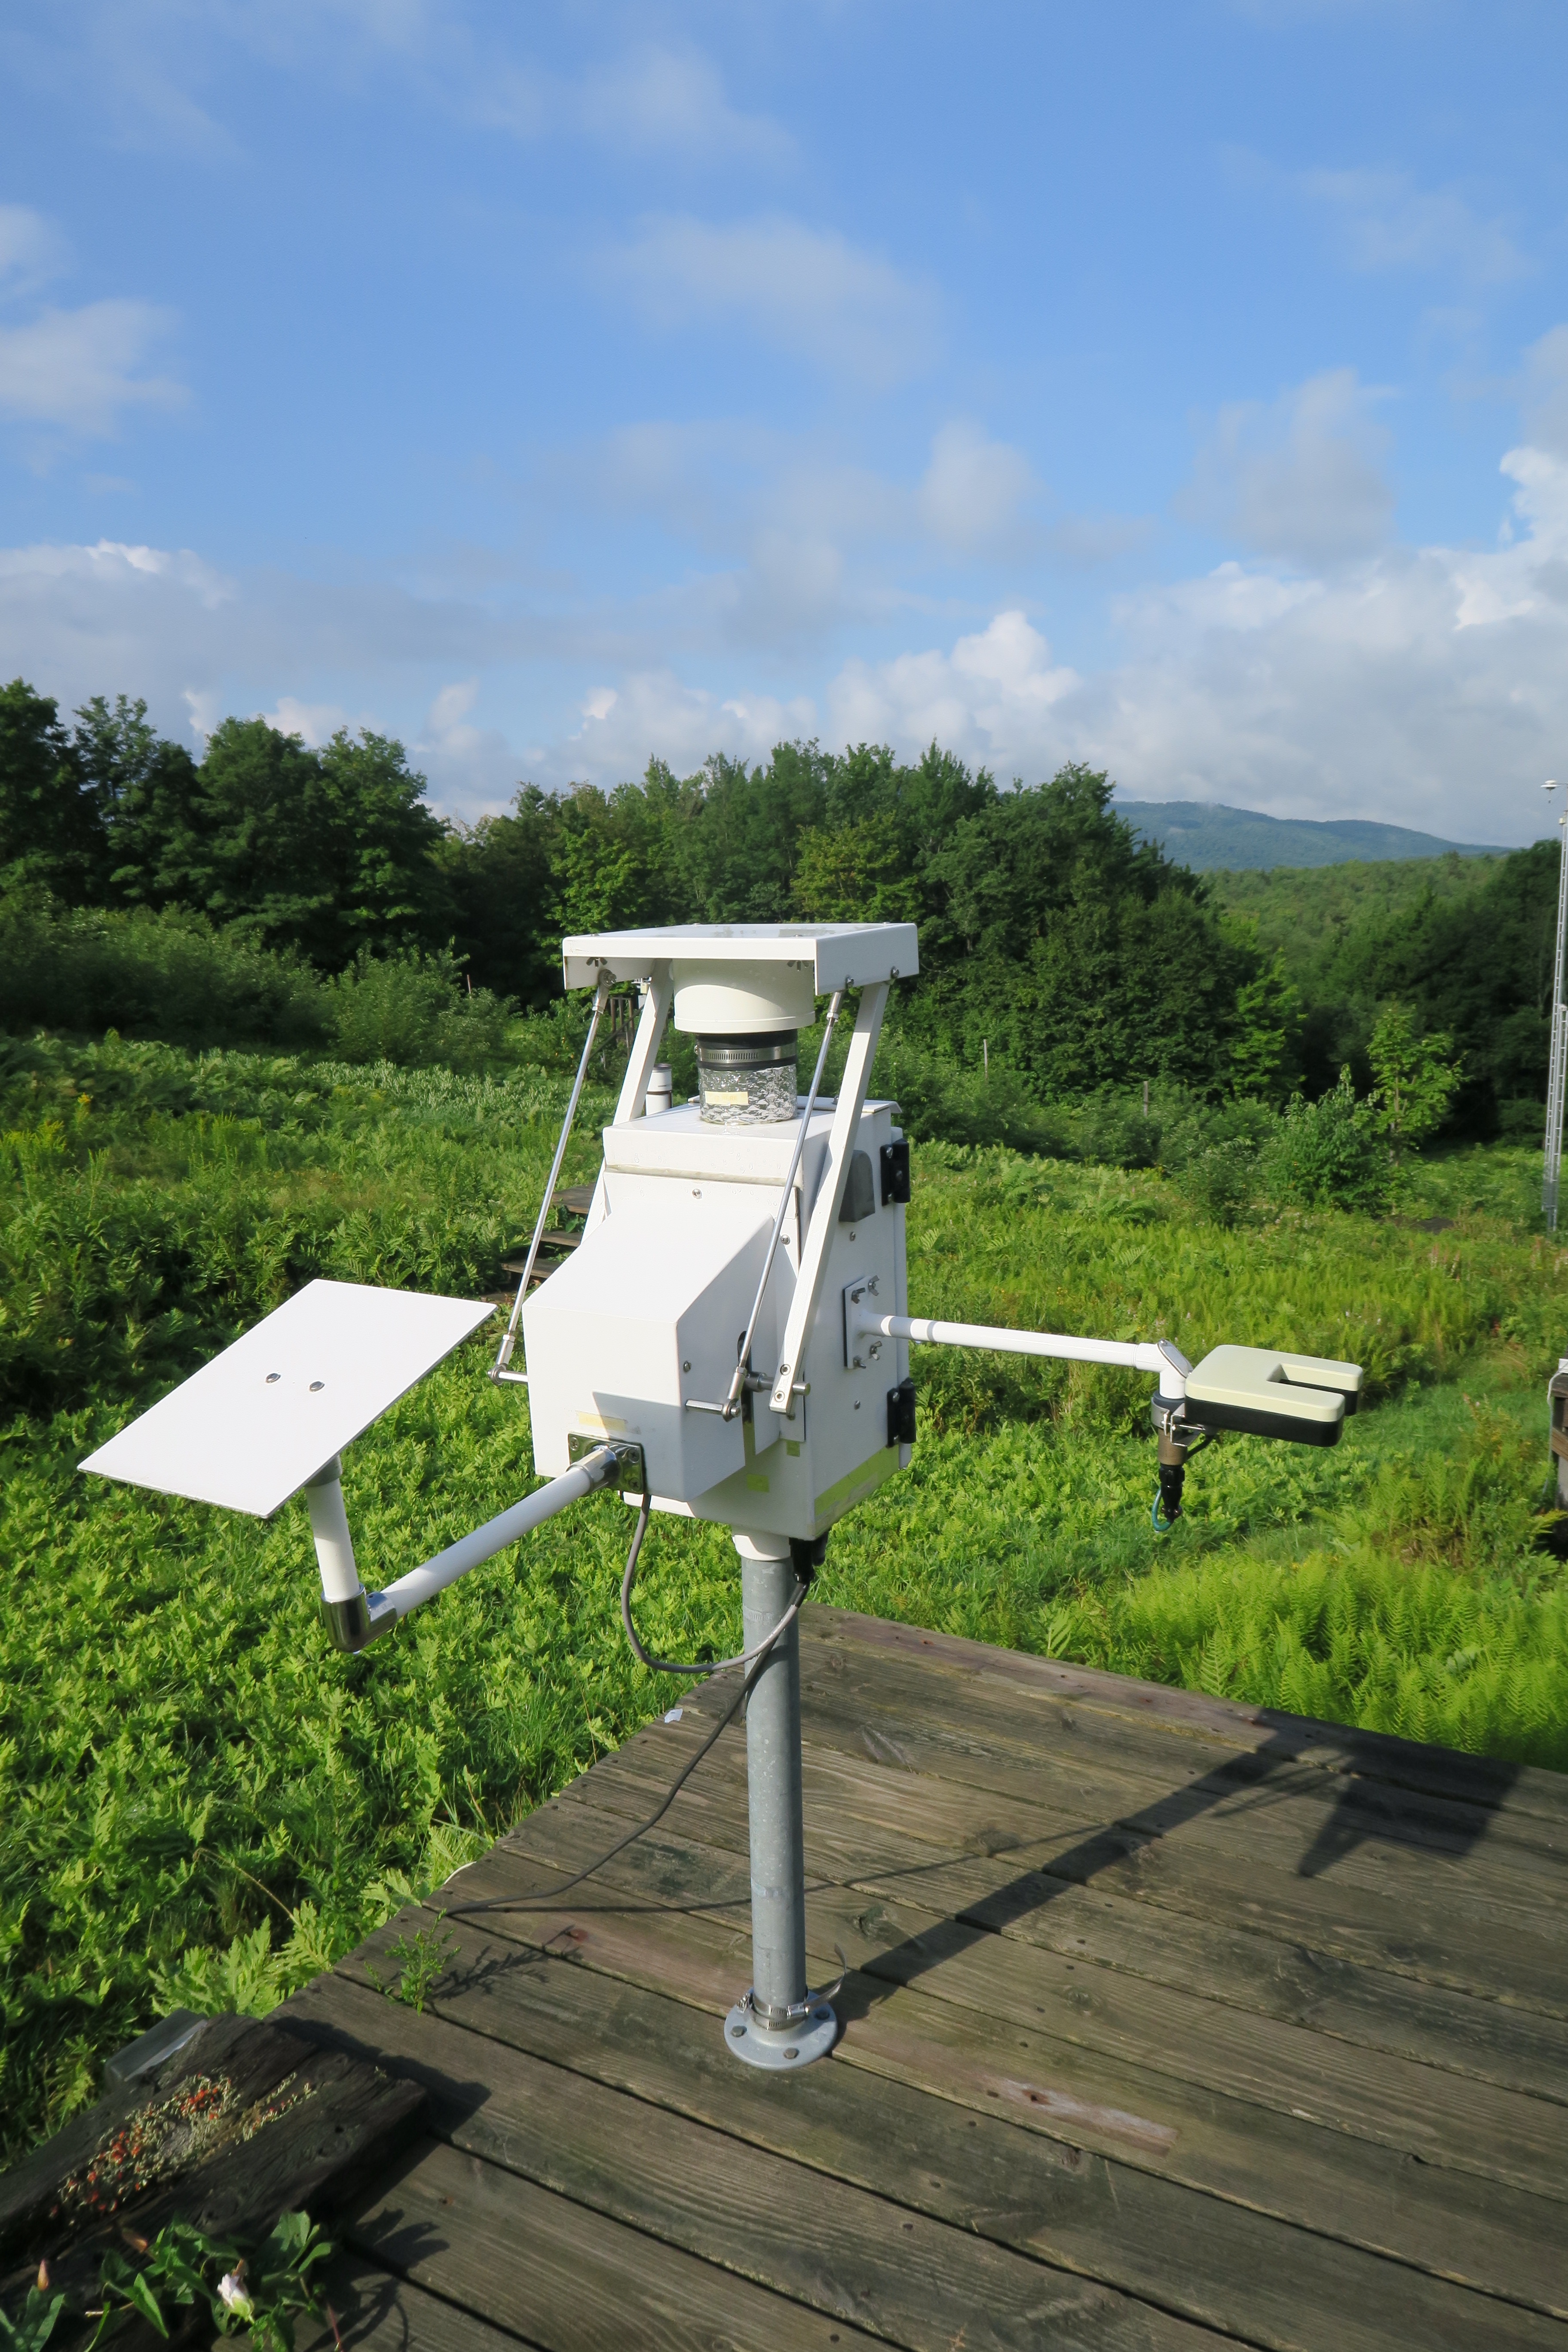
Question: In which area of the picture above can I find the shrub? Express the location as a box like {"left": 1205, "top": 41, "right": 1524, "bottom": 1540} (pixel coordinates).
{"left": 1184, "top": 1139, "right": 1259, "bottom": 1227}
{"left": 0, "top": 895, "right": 329, "bottom": 1049}
{"left": 1260, "top": 1069, "right": 1390, "bottom": 1212}
{"left": 870, "top": 1033, "right": 1051, "bottom": 1151}
{"left": 328, "top": 947, "right": 514, "bottom": 1070}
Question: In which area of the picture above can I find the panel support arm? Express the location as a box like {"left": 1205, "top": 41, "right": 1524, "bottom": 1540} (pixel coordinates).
{"left": 304, "top": 1445, "right": 622, "bottom": 1653}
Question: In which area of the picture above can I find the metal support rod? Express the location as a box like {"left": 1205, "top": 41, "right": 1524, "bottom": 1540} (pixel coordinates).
{"left": 769, "top": 982, "right": 889, "bottom": 1418}
{"left": 584, "top": 960, "right": 677, "bottom": 1237}
{"left": 738, "top": 1537, "right": 808, "bottom": 2018}
{"left": 308, "top": 1444, "right": 619, "bottom": 1651}
{"left": 493, "top": 969, "right": 612, "bottom": 1380}
{"left": 718, "top": 989, "right": 844, "bottom": 1418}
{"left": 851, "top": 1302, "right": 1191, "bottom": 1401}
{"left": 1546, "top": 793, "right": 1568, "bottom": 1231}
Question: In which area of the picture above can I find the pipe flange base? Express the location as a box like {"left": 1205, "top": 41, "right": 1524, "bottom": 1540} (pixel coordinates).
{"left": 723, "top": 1995, "right": 838, "bottom": 2071}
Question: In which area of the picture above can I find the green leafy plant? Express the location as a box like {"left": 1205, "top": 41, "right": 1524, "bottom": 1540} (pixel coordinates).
{"left": 0, "top": 2267, "right": 64, "bottom": 2351}
{"left": 84, "top": 2211, "right": 331, "bottom": 2350}
{"left": 365, "top": 1922, "right": 460, "bottom": 2014}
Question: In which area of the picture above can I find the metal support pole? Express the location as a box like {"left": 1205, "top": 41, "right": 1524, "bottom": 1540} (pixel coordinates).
{"left": 724, "top": 1532, "right": 837, "bottom": 2070}
{"left": 1546, "top": 795, "right": 1568, "bottom": 1232}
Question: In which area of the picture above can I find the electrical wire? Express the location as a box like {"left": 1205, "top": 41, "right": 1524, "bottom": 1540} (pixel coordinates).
{"left": 619, "top": 1489, "right": 804, "bottom": 1675}
{"left": 446, "top": 1498, "right": 807, "bottom": 1917}
{"left": 1150, "top": 1427, "right": 1215, "bottom": 1531}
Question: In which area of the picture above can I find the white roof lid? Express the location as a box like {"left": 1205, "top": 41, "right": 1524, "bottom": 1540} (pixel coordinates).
{"left": 80, "top": 1279, "right": 494, "bottom": 1518}
{"left": 560, "top": 922, "right": 918, "bottom": 993}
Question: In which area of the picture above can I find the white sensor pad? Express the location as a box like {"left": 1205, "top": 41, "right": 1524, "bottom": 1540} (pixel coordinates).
{"left": 80, "top": 1279, "right": 493, "bottom": 1517}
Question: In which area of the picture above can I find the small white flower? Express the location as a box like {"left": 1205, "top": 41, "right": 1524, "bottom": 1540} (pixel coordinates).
{"left": 217, "top": 2269, "right": 254, "bottom": 2321}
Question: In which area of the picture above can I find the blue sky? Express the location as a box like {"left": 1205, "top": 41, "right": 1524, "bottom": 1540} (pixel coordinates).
{"left": 3, "top": 0, "right": 1568, "bottom": 842}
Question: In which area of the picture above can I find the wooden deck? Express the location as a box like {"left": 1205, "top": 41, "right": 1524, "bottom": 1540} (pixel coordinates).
{"left": 280, "top": 1605, "right": 1568, "bottom": 2352}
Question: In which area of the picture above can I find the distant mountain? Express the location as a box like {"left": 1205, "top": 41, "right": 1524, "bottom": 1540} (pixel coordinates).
{"left": 1117, "top": 799, "right": 1507, "bottom": 872}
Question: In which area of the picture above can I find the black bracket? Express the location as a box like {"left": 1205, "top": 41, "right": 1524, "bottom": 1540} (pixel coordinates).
{"left": 879, "top": 1139, "right": 911, "bottom": 1205}
{"left": 886, "top": 1377, "right": 916, "bottom": 1447}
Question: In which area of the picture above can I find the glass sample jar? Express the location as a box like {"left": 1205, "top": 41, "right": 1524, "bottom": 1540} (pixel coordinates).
{"left": 695, "top": 1032, "right": 799, "bottom": 1124}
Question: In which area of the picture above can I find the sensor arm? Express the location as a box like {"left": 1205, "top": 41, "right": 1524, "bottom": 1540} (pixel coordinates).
{"left": 848, "top": 1297, "right": 1190, "bottom": 1401}
{"left": 848, "top": 1296, "right": 1362, "bottom": 1448}
{"left": 305, "top": 1443, "right": 623, "bottom": 1653}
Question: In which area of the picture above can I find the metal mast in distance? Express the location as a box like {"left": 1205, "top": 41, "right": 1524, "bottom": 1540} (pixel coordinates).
{"left": 1544, "top": 781, "right": 1568, "bottom": 1231}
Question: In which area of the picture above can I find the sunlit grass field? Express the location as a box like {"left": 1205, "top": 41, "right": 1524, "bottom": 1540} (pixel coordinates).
{"left": 3, "top": 1033, "right": 1565, "bottom": 2159}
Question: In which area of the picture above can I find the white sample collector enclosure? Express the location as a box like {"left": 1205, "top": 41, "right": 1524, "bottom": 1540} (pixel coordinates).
{"left": 524, "top": 921, "right": 918, "bottom": 1545}
{"left": 524, "top": 1096, "right": 910, "bottom": 1535}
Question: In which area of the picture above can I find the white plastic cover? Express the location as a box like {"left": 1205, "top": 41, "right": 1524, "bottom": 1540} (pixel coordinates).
{"left": 560, "top": 922, "right": 918, "bottom": 995}
{"left": 80, "top": 1279, "right": 494, "bottom": 1517}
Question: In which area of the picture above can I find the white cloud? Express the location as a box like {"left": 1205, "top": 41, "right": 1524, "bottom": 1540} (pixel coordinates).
{"left": 259, "top": 694, "right": 356, "bottom": 745}
{"left": 413, "top": 676, "right": 524, "bottom": 809}
{"left": 0, "top": 203, "right": 70, "bottom": 294}
{"left": 565, "top": 671, "right": 816, "bottom": 784}
{"left": 0, "top": 536, "right": 229, "bottom": 603}
{"left": 574, "top": 46, "right": 791, "bottom": 165}
{"left": 1050, "top": 441, "right": 1568, "bottom": 835}
{"left": 828, "top": 612, "right": 1078, "bottom": 769}
{"left": 24, "top": 7, "right": 791, "bottom": 171}
{"left": 1522, "top": 326, "right": 1568, "bottom": 461}
{"left": 1180, "top": 368, "right": 1393, "bottom": 566}
{"left": 1302, "top": 166, "right": 1528, "bottom": 284}
{"left": 10, "top": 406, "right": 1568, "bottom": 844}
{"left": 917, "top": 422, "right": 1038, "bottom": 553}
{"left": 609, "top": 214, "right": 940, "bottom": 389}
{"left": 0, "top": 299, "right": 184, "bottom": 436}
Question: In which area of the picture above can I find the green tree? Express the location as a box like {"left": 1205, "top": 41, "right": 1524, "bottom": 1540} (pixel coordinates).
{"left": 73, "top": 692, "right": 202, "bottom": 909}
{"left": 792, "top": 811, "right": 921, "bottom": 924}
{"left": 0, "top": 678, "right": 104, "bottom": 900}
{"left": 440, "top": 789, "right": 561, "bottom": 1001}
{"left": 169, "top": 718, "right": 447, "bottom": 967}
{"left": 1367, "top": 998, "right": 1461, "bottom": 1157}
{"left": 1227, "top": 938, "right": 1302, "bottom": 1101}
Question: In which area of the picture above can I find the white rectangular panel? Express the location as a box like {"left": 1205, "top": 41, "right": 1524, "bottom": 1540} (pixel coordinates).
{"left": 560, "top": 922, "right": 918, "bottom": 994}
{"left": 80, "top": 1280, "right": 494, "bottom": 1517}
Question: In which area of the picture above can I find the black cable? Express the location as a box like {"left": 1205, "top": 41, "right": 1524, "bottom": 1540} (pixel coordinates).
{"left": 620, "top": 1489, "right": 803, "bottom": 1675}
{"left": 446, "top": 1548, "right": 808, "bottom": 1918}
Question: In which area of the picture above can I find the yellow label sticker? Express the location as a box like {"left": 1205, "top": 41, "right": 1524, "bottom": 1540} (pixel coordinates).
{"left": 575, "top": 1412, "right": 628, "bottom": 1434}
{"left": 706, "top": 1088, "right": 750, "bottom": 1105}
{"left": 745, "top": 1472, "right": 769, "bottom": 1493}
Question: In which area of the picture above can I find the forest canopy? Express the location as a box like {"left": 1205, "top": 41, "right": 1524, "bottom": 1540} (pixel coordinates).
{"left": 0, "top": 675, "right": 1552, "bottom": 1134}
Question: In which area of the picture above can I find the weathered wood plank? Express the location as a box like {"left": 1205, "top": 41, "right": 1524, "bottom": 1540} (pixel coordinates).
{"left": 657, "top": 1673, "right": 1568, "bottom": 1936}
{"left": 287, "top": 1918, "right": 1567, "bottom": 2349}
{"left": 573, "top": 1709, "right": 1568, "bottom": 2015}
{"left": 853, "top": 1912, "right": 1568, "bottom": 2202}
{"left": 297, "top": 2252, "right": 537, "bottom": 2350}
{"left": 787, "top": 1628, "right": 1566, "bottom": 1874}
{"left": 507, "top": 1751, "right": 1568, "bottom": 2172}
{"left": 293, "top": 1969, "right": 1230, "bottom": 2352}
{"left": 525, "top": 1761, "right": 1568, "bottom": 2197}
{"left": 344, "top": 2132, "right": 901, "bottom": 2352}
{"left": 373, "top": 1844, "right": 1568, "bottom": 2325}
{"left": 810, "top": 1841, "right": 1568, "bottom": 2103}
{"left": 804, "top": 1608, "right": 1568, "bottom": 1828}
